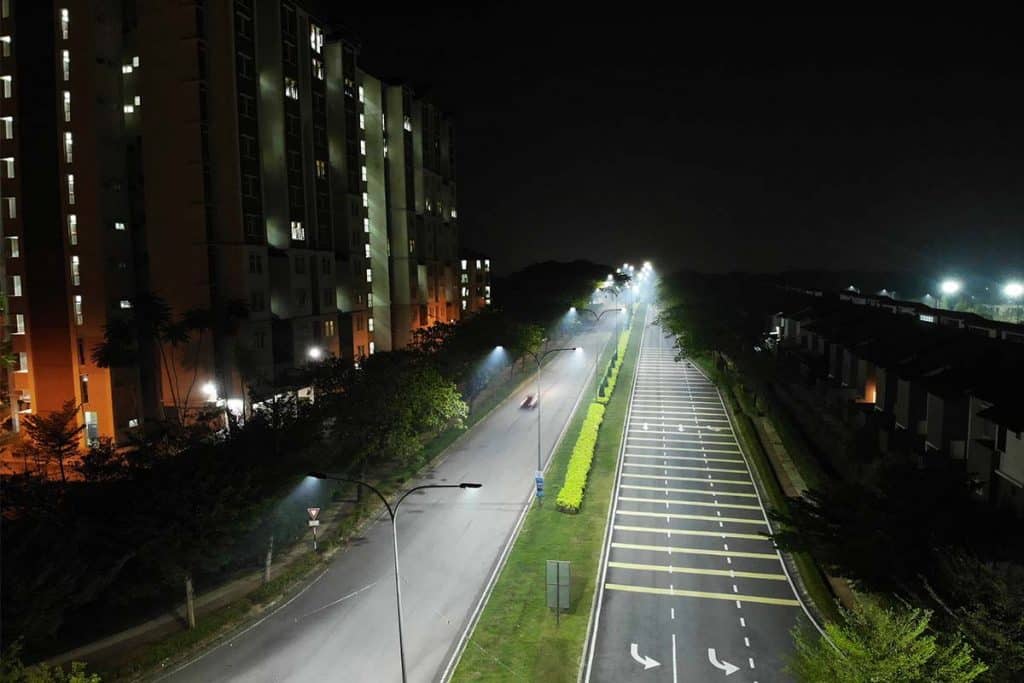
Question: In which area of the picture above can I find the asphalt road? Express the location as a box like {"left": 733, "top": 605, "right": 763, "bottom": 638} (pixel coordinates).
{"left": 585, "top": 309, "right": 808, "bottom": 683}
{"left": 158, "top": 319, "right": 614, "bottom": 683}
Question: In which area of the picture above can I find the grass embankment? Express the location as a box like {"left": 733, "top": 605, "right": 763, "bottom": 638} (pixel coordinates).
{"left": 452, "top": 306, "right": 644, "bottom": 682}
{"left": 700, "top": 355, "right": 842, "bottom": 624}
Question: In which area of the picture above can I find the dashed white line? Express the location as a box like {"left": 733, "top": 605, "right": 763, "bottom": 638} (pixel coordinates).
{"left": 749, "top": 657, "right": 756, "bottom": 669}
{"left": 744, "top": 637, "right": 751, "bottom": 647}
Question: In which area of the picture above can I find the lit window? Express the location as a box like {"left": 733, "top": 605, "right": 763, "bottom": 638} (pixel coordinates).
{"left": 0, "top": 75, "right": 11, "bottom": 99}
{"left": 367, "top": 292, "right": 373, "bottom": 307}
{"left": 74, "top": 295, "right": 83, "bottom": 325}
{"left": 312, "top": 58, "right": 323, "bottom": 80}
{"left": 1, "top": 1, "right": 7, "bottom": 19}
{"left": 363, "top": 217, "right": 370, "bottom": 233}
{"left": 133, "top": 56, "right": 139, "bottom": 67}
{"left": 365, "top": 268, "right": 372, "bottom": 283}
{"left": 484, "top": 259, "right": 490, "bottom": 270}
{"left": 63, "top": 91, "right": 71, "bottom": 121}
{"left": 79, "top": 374, "right": 89, "bottom": 402}
{"left": 14, "top": 313, "right": 25, "bottom": 334}
{"left": 114, "top": 221, "right": 125, "bottom": 231}
{"left": 119, "top": 299, "right": 132, "bottom": 309}
{"left": 364, "top": 243, "right": 370, "bottom": 259}
{"left": 70, "top": 255, "right": 80, "bottom": 286}
{"left": 290, "top": 220, "right": 305, "bottom": 240}
{"left": 7, "top": 235, "right": 18, "bottom": 257}
{"left": 4, "top": 196, "right": 14, "bottom": 218}
{"left": 1, "top": 156, "right": 12, "bottom": 178}
{"left": 316, "top": 159, "right": 326, "bottom": 178}
{"left": 134, "top": 95, "right": 141, "bottom": 106}
{"left": 368, "top": 317, "right": 374, "bottom": 332}
{"left": 68, "top": 214, "right": 78, "bottom": 244}
{"left": 121, "top": 64, "right": 133, "bottom": 74}
{"left": 62, "top": 50, "right": 70, "bottom": 81}
{"left": 309, "top": 25, "right": 323, "bottom": 53}
{"left": 451, "top": 209, "right": 458, "bottom": 219}
{"left": 11, "top": 275, "right": 22, "bottom": 296}
{"left": 461, "top": 286, "right": 469, "bottom": 297}
{"left": 462, "top": 299, "right": 467, "bottom": 311}
{"left": 358, "top": 85, "right": 365, "bottom": 102}
{"left": 325, "top": 320, "right": 335, "bottom": 336}
{"left": 369, "top": 341, "right": 375, "bottom": 355}
{"left": 17, "top": 352, "right": 27, "bottom": 372}
{"left": 403, "top": 116, "right": 412, "bottom": 132}
{"left": 1, "top": 116, "right": 12, "bottom": 139}
{"left": 123, "top": 104, "right": 134, "bottom": 113}
{"left": 360, "top": 140, "right": 366, "bottom": 155}
{"left": 63, "top": 131, "right": 73, "bottom": 163}
{"left": 362, "top": 192, "right": 368, "bottom": 207}
{"left": 461, "top": 259, "right": 467, "bottom": 270}
{"left": 476, "top": 259, "right": 482, "bottom": 269}
{"left": 60, "top": 8, "right": 70, "bottom": 39}
{"left": 361, "top": 165, "right": 367, "bottom": 182}
{"left": 66, "top": 174, "right": 75, "bottom": 204}
{"left": 285, "top": 77, "right": 298, "bottom": 100}
{"left": 0, "top": 37, "right": 10, "bottom": 58}
{"left": 359, "top": 113, "right": 365, "bottom": 130}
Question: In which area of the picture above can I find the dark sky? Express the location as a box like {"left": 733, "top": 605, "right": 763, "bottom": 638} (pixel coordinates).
{"left": 317, "top": 9, "right": 1024, "bottom": 278}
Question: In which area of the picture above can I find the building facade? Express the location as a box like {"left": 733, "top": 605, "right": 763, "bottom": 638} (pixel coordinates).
{"left": 1, "top": 0, "right": 478, "bottom": 445}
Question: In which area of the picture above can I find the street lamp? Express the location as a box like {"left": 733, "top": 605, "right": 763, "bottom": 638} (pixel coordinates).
{"left": 571, "top": 307, "right": 623, "bottom": 397}
{"left": 307, "top": 346, "right": 323, "bottom": 360}
{"left": 1004, "top": 281, "right": 1023, "bottom": 300}
{"left": 306, "top": 472, "right": 481, "bottom": 683}
{"left": 940, "top": 279, "right": 962, "bottom": 296}
{"left": 521, "top": 346, "right": 579, "bottom": 472}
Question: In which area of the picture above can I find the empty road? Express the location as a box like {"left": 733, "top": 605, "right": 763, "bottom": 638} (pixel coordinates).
{"left": 585, "top": 309, "right": 809, "bottom": 683}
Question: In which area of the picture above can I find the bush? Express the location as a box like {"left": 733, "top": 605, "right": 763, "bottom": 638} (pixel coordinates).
{"left": 556, "top": 403, "right": 606, "bottom": 513}
{"left": 597, "top": 328, "right": 630, "bottom": 404}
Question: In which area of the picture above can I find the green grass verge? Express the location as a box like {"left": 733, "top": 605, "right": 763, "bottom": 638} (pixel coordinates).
{"left": 451, "top": 306, "right": 645, "bottom": 682}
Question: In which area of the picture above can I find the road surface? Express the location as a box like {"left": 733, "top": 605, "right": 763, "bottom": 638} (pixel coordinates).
{"left": 585, "top": 309, "right": 808, "bottom": 682}
{"left": 158, "top": 319, "right": 615, "bottom": 683}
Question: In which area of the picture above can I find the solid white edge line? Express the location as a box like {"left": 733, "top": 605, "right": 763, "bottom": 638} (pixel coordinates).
{"left": 687, "top": 360, "right": 829, "bottom": 640}
{"left": 440, "top": 319, "right": 608, "bottom": 682}
{"left": 582, "top": 305, "right": 648, "bottom": 682}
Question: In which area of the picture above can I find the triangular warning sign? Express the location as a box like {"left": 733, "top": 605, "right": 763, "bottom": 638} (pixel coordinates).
{"left": 307, "top": 507, "right": 321, "bottom": 521}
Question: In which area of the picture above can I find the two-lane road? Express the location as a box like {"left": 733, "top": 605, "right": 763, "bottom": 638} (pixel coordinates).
{"left": 160, "top": 320, "right": 615, "bottom": 683}
{"left": 585, "top": 309, "right": 810, "bottom": 682}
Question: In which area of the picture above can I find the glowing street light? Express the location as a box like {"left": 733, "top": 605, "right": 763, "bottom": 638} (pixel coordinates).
{"left": 201, "top": 381, "right": 218, "bottom": 402}
{"left": 307, "top": 347, "right": 323, "bottom": 360}
{"left": 940, "top": 279, "right": 962, "bottom": 296}
{"left": 1004, "top": 282, "right": 1024, "bottom": 300}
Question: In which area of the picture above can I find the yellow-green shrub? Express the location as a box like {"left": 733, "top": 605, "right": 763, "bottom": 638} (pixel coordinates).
{"left": 555, "top": 402, "right": 606, "bottom": 513}
{"left": 597, "top": 329, "right": 630, "bottom": 404}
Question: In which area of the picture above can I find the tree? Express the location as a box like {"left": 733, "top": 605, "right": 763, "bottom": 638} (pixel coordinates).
{"left": 790, "top": 599, "right": 986, "bottom": 682}
{"left": 15, "top": 401, "right": 83, "bottom": 484}
{"left": 0, "top": 642, "right": 101, "bottom": 683}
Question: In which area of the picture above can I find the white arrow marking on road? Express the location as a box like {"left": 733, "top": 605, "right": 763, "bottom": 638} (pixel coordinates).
{"left": 708, "top": 648, "right": 740, "bottom": 676}
{"left": 630, "top": 643, "right": 661, "bottom": 670}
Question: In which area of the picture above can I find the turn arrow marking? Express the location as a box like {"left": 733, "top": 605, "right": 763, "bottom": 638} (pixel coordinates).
{"left": 707, "top": 648, "right": 739, "bottom": 676}
{"left": 630, "top": 642, "right": 661, "bottom": 670}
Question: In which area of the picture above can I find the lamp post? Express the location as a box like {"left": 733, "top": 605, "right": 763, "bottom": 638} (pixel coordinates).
{"left": 306, "top": 472, "right": 481, "bottom": 683}
{"left": 522, "top": 346, "right": 579, "bottom": 472}
{"left": 571, "top": 307, "right": 622, "bottom": 398}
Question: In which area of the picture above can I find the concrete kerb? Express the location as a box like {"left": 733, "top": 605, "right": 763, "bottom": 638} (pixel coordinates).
{"left": 46, "top": 355, "right": 546, "bottom": 676}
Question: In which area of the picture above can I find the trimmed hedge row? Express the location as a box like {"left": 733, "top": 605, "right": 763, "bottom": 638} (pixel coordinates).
{"left": 555, "top": 402, "right": 606, "bottom": 513}
{"left": 596, "top": 327, "right": 631, "bottom": 405}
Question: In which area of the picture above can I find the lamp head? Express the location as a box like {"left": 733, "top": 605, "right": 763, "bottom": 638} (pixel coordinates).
{"left": 459, "top": 482, "right": 482, "bottom": 489}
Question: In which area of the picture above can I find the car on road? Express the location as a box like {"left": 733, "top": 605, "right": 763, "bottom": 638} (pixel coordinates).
{"left": 520, "top": 394, "right": 538, "bottom": 409}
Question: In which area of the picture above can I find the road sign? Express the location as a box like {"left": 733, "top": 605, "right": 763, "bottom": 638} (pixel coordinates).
{"left": 307, "top": 519, "right": 320, "bottom": 527}
{"left": 546, "top": 559, "right": 571, "bottom": 625}
{"left": 307, "top": 507, "right": 321, "bottom": 521}
{"left": 535, "top": 472, "right": 545, "bottom": 499}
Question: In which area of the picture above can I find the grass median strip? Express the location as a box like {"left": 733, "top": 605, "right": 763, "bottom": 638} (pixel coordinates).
{"left": 451, "top": 306, "right": 644, "bottom": 683}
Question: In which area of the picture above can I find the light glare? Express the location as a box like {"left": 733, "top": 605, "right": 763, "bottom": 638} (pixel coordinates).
{"left": 940, "top": 279, "right": 962, "bottom": 296}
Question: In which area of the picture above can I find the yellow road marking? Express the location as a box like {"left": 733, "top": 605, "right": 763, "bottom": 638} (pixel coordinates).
{"left": 614, "top": 525, "right": 769, "bottom": 541}
{"left": 617, "top": 496, "right": 761, "bottom": 510}
{"left": 622, "top": 473, "right": 752, "bottom": 486}
{"left": 605, "top": 583, "right": 800, "bottom": 607}
{"left": 616, "top": 510, "right": 766, "bottom": 526}
{"left": 620, "top": 484, "right": 757, "bottom": 498}
{"left": 608, "top": 561, "right": 787, "bottom": 581}
{"left": 625, "top": 454, "right": 744, "bottom": 464}
{"left": 623, "top": 463, "right": 748, "bottom": 475}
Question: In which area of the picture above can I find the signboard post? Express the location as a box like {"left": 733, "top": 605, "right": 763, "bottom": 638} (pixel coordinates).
{"left": 546, "top": 560, "right": 571, "bottom": 626}
{"left": 307, "top": 507, "right": 321, "bottom": 551}
{"left": 535, "top": 471, "right": 544, "bottom": 505}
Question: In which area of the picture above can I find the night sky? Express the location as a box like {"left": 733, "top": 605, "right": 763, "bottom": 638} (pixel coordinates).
{"left": 318, "top": 10, "right": 1024, "bottom": 278}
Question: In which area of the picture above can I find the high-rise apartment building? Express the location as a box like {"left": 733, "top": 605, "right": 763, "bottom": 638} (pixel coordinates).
{"left": 0, "top": 0, "right": 487, "bottom": 445}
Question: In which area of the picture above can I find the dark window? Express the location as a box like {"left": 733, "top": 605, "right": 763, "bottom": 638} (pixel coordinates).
{"left": 294, "top": 256, "right": 305, "bottom": 274}
{"left": 80, "top": 375, "right": 90, "bottom": 403}
{"left": 251, "top": 290, "right": 265, "bottom": 312}
{"left": 77, "top": 338, "right": 85, "bottom": 365}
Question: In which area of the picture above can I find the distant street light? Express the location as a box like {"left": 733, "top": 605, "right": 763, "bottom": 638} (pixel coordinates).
{"left": 521, "top": 346, "right": 580, "bottom": 471}
{"left": 307, "top": 347, "right": 323, "bottom": 360}
{"left": 1004, "top": 281, "right": 1024, "bottom": 299}
{"left": 201, "top": 381, "right": 218, "bottom": 402}
{"left": 571, "top": 307, "right": 623, "bottom": 397}
{"left": 306, "top": 473, "right": 481, "bottom": 683}
{"left": 940, "top": 279, "right": 962, "bottom": 296}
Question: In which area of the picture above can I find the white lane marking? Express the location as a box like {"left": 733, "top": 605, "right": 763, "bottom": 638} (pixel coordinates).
{"left": 732, "top": 584, "right": 739, "bottom": 593}
{"left": 744, "top": 637, "right": 750, "bottom": 647}
{"left": 749, "top": 657, "right": 756, "bottom": 669}
{"left": 736, "top": 600, "right": 742, "bottom": 609}
{"left": 672, "top": 633, "right": 678, "bottom": 683}
{"left": 740, "top": 617, "right": 746, "bottom": 627}
{"left": 295, "top": 581, "right": 379, "bottom": 622}
{"left": 671, "top": 607, "right": 675, "bottom": 620}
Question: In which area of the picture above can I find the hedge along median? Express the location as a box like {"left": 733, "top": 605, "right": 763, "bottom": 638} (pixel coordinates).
{"left": 555, "top": 403, "right": 605, "bottom": 513}
{"left": 451, "top": 304, "right": 645, "bottom": 683}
